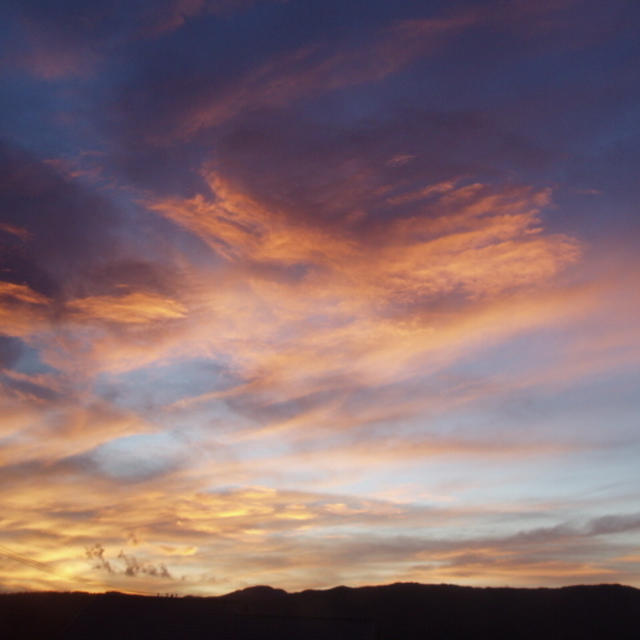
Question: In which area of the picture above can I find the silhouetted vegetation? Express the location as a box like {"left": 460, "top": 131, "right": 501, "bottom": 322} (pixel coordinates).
{"left": 1, "top": 582, "right": 638, "bottom": 639}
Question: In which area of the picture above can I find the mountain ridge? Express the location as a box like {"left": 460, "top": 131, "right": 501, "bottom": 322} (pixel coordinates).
{"left": 2, "top": 582, "right": 638, "bottom": 639}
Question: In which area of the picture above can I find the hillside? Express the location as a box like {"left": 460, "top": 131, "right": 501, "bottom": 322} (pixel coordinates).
{"left": 1, "top": 582, "right": 638, "bottom": 639}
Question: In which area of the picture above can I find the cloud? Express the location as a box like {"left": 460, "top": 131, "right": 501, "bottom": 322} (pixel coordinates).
{"left": 67, "top": 291, "right": 187, "bottom": 325}
{"left": 0, "top": 142, "right": 125, "bottom": 299}
{"left": 157, "top": 545, "right": 199, "bottom": 556}
{"left": 117, "top": 551, "right": 172, "bottom": 579}
{"left": 588, "top": 513, "right": 640, "bottom": 536}
{"left": 2, "top": 437, "right": 639, "bottom": 593}
{"left": 2, "top": 100, "right": 633, "bottom": 596}
{"left": 139, "top": 0, "right": 287, "bottom": 38}
{"left": 0, "top": 282, "right": 49, "bottom": 306}
{"left": 151, "top": 173, "right": 578, "bottom": 297}
{"left": 142, "top": 171, "right": 581, "bottom": 407}
{"left": 0, "top": 368, "right": 156, "bottom": 467}
{"left": 111, "top": 6, "right": 479, "bottom": 144}
{"left": 86, "top": 543, "right": 113, "bottom": 573}
{"left": 2, "top": 0, "right": 639, "bottom": 596}
{"left": 0, "top": 281, "right": 50, "bottom": 337}
{"left": 0, "top": 222, "right": 30, "bottom": 241}
{"left": 1, "top": 0, "right": 282, "bottom": 79}
{"left": 179, "top": 12, "right": 475, "bottom": 137}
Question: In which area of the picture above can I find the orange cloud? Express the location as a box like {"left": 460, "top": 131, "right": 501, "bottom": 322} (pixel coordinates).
{"left": 67, "top": 291, "right": 187, "bottom": 325}
{"left": 1, "top": 137, "right": 633, "bottom": 599}
{"left": 1, "top": 437, "right": 637, "bottom": 594}
{"left": 3, "top": 0, "right": 639, "bottom": 598}
{"left": 0, "top": 222, "right": 30, "bottom": 241}
{"left": 0, "top": 400, "right": 154, "bottom": 467}
{"left": 0, "top": 281, "right": 49, "bottom": 306}
{"left": 0, "top": 281, "right": 50, "bottom": 337}
{"left": 144, "top": 173, "right": 582, "bottom": 404}
{"left": 149, "top": 173, "right": 579, "bottom": 307}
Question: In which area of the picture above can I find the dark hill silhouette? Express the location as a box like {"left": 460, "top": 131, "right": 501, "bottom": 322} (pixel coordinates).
{"left": 1, "top": 582, "right": 638, "bottom": 639}
{"left": 224, "top": 585, "right": 289, "bottom": 602}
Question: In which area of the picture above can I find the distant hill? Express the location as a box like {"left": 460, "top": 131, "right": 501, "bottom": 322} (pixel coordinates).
{"left": 1, "top": 582, "right": 638, "bottom": 639}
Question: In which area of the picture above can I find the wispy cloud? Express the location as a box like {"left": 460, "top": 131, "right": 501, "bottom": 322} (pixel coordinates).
{"left": 67, "top": 291, "right": 187, "bottom": 325}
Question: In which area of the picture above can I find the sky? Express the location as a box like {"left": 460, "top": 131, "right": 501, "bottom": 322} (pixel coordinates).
{"left": 0, "top": 0, "right": 639, "bottom": 595}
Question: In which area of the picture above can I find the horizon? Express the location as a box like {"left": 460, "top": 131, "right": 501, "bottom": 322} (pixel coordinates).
{"left": 1, "top": 0, "right": 639, "bottom": 595}
{"left": 5, "top": 582, "right": 639, "bottom": 640}
{"left": 3, "top": 579, "right": 639, "bottom": 599}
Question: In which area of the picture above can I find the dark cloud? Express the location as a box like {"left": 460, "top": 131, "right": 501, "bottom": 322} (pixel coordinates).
{"left": 0, "top": 0, "right": 282, "bottom": 79}
{"left": 118, "top": 551, "right": 172, "bottom": 579}
{"left": 243, "top": 510, "right": 639, "bottom": 577}
{"left": 0, "top": 141, "right": 196, "bottom": 314}
{"left": 87, "top": 544, "right": 172, "bottom": 578}
{"left": 104, "top": 3, "right": 460, "bottom": 143}
{"left": 85, "top": 542, "right": 173, "bottom": 579}
{"left": 212, "top": 107, "right": 552, "bottom": 231}
{"left": 0, "top": 141, "right": 122, "bottom": 298}
{"left": 86, "top": 543, "right": 113, "bottom": 573}
{"left": 588, "top": 513, "right": 640, "bottom": 536}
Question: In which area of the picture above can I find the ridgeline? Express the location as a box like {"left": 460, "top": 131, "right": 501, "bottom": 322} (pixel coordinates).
{"left": 1, "top": 582, "right": 638, "bottom": 639}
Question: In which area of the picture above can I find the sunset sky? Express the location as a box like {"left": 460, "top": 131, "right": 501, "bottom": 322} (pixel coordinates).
{"left": 1, "top": 0, "right": 639, "bottom": 595}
